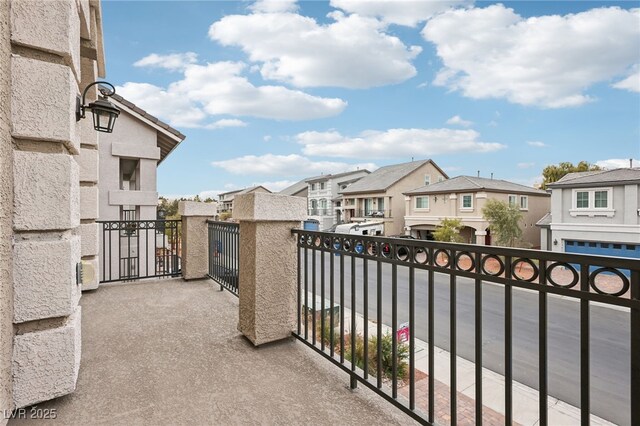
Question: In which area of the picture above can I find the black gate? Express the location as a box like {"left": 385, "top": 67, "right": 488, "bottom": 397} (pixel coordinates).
{"left": 207, "top": 220, "right": 239, "bottom": 296}
{"left": 98, "top": 220, "right": 182, "bottom": 283}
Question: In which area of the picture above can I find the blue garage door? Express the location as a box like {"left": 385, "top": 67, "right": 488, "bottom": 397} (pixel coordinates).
{"left": 565, "top": 240, "right": 639, "bottom": 276}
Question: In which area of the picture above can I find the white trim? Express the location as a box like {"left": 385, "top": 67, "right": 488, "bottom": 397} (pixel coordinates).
{"left": 415, "top": 196, "right": 430, "bottom": 210}
{"left": 550, "top": 222, "right": 640, "bottom": 234}
{"left": 519, "top": 195, "right": 529, "bottom": 211}
{"left": 460, "top": 193, "right": 473, "bottom": 210}
{"left": 571, "top": 187, "right": 613, "bottom": 213}
{"left": 508, "top": 194, "right": 517, "bottom": 207}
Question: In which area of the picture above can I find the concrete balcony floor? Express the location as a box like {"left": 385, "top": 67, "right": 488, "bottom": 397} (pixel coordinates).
{"left": 11, "top": 279, "right": 415, "bottom": 425}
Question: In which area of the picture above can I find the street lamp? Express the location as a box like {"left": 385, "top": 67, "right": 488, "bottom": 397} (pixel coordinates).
{"left": 76, "top": 81, "right": 120, "bottom": 133}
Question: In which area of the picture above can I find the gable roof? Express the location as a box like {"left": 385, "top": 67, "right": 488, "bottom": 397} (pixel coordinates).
{"left": 305, "top": 169, "right": 370, "bottom": 184}
{"left": 341, "top": 160, "right": 446, "bottom": 194}
{"left": 279, "top": 178, "right": 313, "bottom": 196}
{"left": 219, "top": 185, "right": 272, "bottom": 199}
{"left": 405, "top": 175, "right": 549, "bottom": 196}
{"left": 548, "top": 168, "right": 640, "bottom": 188}
{"left": 109, "top": 93, "right": 186, "bottom": 164}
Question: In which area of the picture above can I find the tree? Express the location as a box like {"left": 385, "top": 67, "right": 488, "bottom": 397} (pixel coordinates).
{"left": 482, "top": 199, "right": 522, "bottom": 247}
{"left": 433, "top": 218, "right": 464, "bottom": 243}
{"left": 541, "top": 161, "right": 600, "bottom": 189}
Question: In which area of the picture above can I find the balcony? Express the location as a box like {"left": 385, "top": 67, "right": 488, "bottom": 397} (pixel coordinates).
{"left": 21, "top": 278, "right": 410, "bottom": 425}
{"left": 354, "top": 209, "right": 392, "bottom": 219}
{"left": 308, "top": 208, "right": 332, "bottom": 216}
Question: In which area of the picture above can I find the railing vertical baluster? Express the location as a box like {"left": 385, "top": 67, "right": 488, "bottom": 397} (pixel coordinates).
{"left": 304, "top": 244, "right": 309, "bottom": 340}
{"left": 297, "top": 238, "right": 301, "bottom": 336}
{"left": 631, "top": 269, "right": 640, "bottom": 426}
{"left": 340, "top": 240, "right": 345, "bottom": 363}
{"left": 350, "top": 252, "right": 357, "bottom": 389}
{"left": 450, "top": 249, "right": 457, "bottom": 426}
{"left": 428, "top": 249, "right": 435, "bottom": 424}
{"left": 102, "top": 224, "right": 106, "bottom": 282}
{"left": 321, "top": 246, "right": 325, "bottom": 352}
{"left": 475, "top": 252, "right": 483, "bottom": 424}
{"left": 409, "top": 264, "right": 415, "bottom": 410}
{"left": 580, "top": 263, "right": 590, "bottom": 425}
{"left": 377, "top": 259, "right": 382, "bottom": 389}
{"left": 330, "top": 241, "right": 335, "bottom": 357}
{"left": 312, "top": 243, "right": 317, "bottom": 346}
{"left": 392, "top": 262, "right": 398, "bottom": 399}
{"left": 363, "top": 256, "right": 369, "bottom": 380}
{"left": 505, "top": 255, "right": 513, "bottom": 426}
{"left": 539, "top": 259, "right": 548, "bottom": 426}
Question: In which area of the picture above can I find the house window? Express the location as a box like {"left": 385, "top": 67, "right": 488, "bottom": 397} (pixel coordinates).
{"left": 415, "top": 196, "right": 429, "bottom": 209}
{"left": 508, "top": 195, "right": 517, "bottom": 207}
{"left": 461, "top": 194, "right": 473, "bottom": 209}
{"left": 320, "top": 182, "right": 326, "bottom": 190}
{"left": 424, "top": 175, "right": 431, "bottom": 185}
{"left": 310, "top": 183, "right": 316, "bottom": 191}
{"left": 377, "top": 197, "right": 385, "bottom": 211}
{"left": 364, "top": 198, "right": 373, "bottom": 216}
{"left": 437, "top": 175, "right": 445, "bottom": 182}
{"left": 576, "top": 191, "right": 589, "bottom": 208}
{"left": 520, "top": 196, "right": 528, "bottom": 210}
{"left": 594, "top": 190, "right": 608, "bottom": 208}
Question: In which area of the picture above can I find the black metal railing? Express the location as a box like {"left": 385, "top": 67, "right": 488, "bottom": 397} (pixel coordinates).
{"left": 207, "top": 221, "right": 240, "bottom": 296}
{"left": 292, "top": 230, "right": 639, "bottom": 426}
{"left": 355, "top": 209, "right": 391, "bottom": 218}
{"left": 98, "top": 220, "right": 181, "bottom": 283}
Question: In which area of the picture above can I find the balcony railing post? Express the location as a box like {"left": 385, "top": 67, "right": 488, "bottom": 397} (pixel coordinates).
{"left": 234, "top": 192, "right": 306, "bottom": 346}
{"left": 179, "top": 201, "right": 218, "bottom": 280}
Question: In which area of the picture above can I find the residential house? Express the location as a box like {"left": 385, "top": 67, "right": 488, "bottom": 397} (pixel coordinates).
{"left": 340, "top": 160, "right": 448, "bottom": 236}
{"left": 306, "top": 170, "right": 370, "bottom": 230}
{"left": 404, "top": 176, "right": 550, "bottom": 246}
{"left": 279, "top": 178, "right": 311, "bottom": 198}
{"left": 538, "top": 168, "right": 640, "bottom": 257}
{"left": 218, "top": 186, "right": 271, "bottom": 215}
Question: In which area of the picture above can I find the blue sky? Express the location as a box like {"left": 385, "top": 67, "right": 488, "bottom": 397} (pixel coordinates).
{"left": 101, "top": 0, "right": 640, "bottom": 198}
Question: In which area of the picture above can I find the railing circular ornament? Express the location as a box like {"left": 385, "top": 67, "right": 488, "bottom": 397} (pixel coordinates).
{"left": 381, "top": 243, "right": 392, "bottom": 258}
{"left": 333, "top": 238, "right": 341, "bottom": 251}
{"left": 307, "top": 234, "right": 314, "bottom": 246}
{"left": 589, "top": 267, "right": 630, "bottom": 297}
{"left": 366, "top": 241, "right": 378, "bottom": 256}
{"left": 354, "top": 241, "right": 365, "bottom": 255}
{"left": 396, "top": 246, "right": 410, "bottom": 262}
{"left": 511, "top": 258, "right": 539, "bottom": 282}
{"left": 546, "top": 262, "right": 579, "bottom": 288}
{"left": 455, "top": 251, "right": 475, "bottom": 272}
{"left": 343, "top": 238, "right": 352, "bottom": 252}
{"left": 414, "top": 247, "right": 428, "bottom": 264}
{"left": 434, "top": 249, "right": 450, "bottom": 268}
{"left": 481, "top": 255, "right": 505, "bottom": 276}
{"left": 323, "top": 237, "right": 331, "bottom": 249}
{"left": 314, "top": 236, "right": 322, "bottom": 247}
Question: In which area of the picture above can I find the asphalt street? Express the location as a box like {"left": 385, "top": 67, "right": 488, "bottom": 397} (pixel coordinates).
{"left": 303, "top": 251, "right": 631, "bottom": 425}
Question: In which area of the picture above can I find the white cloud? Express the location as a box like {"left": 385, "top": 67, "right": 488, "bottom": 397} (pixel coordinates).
{"left": 212, "top": 154, "right": 377, "bottom": 176}
{"left": 296, "top": 128, "right": 505, "bottom": 159}
{"left": 422, "top": 5, "right": 640, "bottom": 108}
{"left": 446, "top": 115, "right": 473, "bottom": 127}
{"left": 117, "top": 61, "right": 346, "bottom": 127}
{"left": 595, "top": 158, "right": 639, "bottom": 169}
{"left": 527, "top": 141, "right": 547, "bottom": 148}
{"left": 442, "top": 166, "right": 462, "bottom": 172}
{"left": 134, "top": 52, "right": 198, "bottom": 71}
{"left": 612, "top": 66, "right": 640, "bottom": 93}
{"left": 250, "top": 0, "right": 298, "bottom": 13}
{"left": 208, "top": 9, "right": 421, "bottom": 88}
{"left": 205, "top": 119, "right": 248, "bottom": 130}
{"left": 517, "top": 162, "right": 535, "bottom": 169}
{"left": 263, "top": 135, "right": 272, "bottom": 142}
{"left": 330, "top": 0, "right": 466, "bottom": 27}
{"left": 417, "top": 82, "right": 428, "bottom": 89}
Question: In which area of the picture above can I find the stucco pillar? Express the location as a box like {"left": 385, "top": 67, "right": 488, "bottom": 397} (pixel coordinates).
{"left": 179, "top": 201, "right": 218, "bottom": 281}
{"left": 475, "top": 230, "right": 487, "bottom": 246}
{"left": 233, "top": 193, "right": 306, "bottom": 346}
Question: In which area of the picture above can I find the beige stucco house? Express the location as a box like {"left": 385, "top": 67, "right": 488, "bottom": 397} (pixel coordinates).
{"left": 219, "top": 186, "right": 271, "bottom": 215}
{"left": 1, "top": 0, "right": 109, "bottom": 417}
{"left": 340, "top": 160, "right": 448, "bottom": 236}
{"left": 404, "top": 176, "right": 550, "bottom": 247}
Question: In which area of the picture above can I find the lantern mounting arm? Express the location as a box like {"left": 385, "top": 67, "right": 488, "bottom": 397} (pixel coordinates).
{"left": 76, "top": 81, "right": 117, "bottom": 121}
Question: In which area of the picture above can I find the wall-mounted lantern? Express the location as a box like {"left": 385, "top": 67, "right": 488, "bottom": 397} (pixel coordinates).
{"left": 76, "top": 81, "right": 120, "bottom": 133}
{"left": 553, "top": 239, "right": 558, "bottom": 246}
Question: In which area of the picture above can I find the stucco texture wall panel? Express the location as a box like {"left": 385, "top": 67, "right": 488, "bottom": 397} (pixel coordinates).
{"left": 80, "top": 186, "right": 98, "bottom": 220}
{"left": 78, "top": 147, "right": 98, "bottom": 183}
{"left": 11, "top": 0, "right": 81, "bottom": 79}
{"left": 13, "top": 151, "right": 79, "bottom": 231}
{"left": 11, "top": 56, "right": 77, "bottom": 149}
{"left": 12, "top": 307, "right": 81, "bottom": 408}
{"left": 13, "top": 237, "right": 79, "bottom": 323}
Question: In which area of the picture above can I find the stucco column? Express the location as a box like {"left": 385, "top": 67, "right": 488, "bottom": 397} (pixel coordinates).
{"left": 475, "top": 230, "right": 487, "bottom": 246}
{"left": 233, "top": 192, "right": 306, "bottom": 346}
{"left": 179, "top": 201, "right": 218, "bottom": 281}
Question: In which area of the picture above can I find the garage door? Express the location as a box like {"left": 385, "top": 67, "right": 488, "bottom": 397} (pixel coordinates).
{"left": 565, "top": 240, "right": 639, "bottom": 276}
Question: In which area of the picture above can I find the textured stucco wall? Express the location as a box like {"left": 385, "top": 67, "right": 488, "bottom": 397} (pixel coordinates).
{"left": 0, "top": 0, "right": 14, "bottom": 419}
{"left": 181, "top": 215, "right": 212, "bottom": 280}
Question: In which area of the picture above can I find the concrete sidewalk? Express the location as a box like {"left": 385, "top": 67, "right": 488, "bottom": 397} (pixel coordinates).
{"left": 341, "top": 308, "right": 614, "bottom": 426}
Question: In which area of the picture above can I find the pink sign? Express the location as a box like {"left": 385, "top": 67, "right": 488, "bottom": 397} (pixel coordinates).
{"left": 397, "top": 322, "right": 410, "bottom": 343}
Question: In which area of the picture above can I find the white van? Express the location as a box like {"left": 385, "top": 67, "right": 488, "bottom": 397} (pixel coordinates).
{"left": 334, "top": 222, "right": 384, "bottom": 236}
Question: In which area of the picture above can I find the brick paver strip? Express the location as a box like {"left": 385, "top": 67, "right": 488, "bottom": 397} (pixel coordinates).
{"left": 398, "top": 370, "right": 515, "bottom": 426}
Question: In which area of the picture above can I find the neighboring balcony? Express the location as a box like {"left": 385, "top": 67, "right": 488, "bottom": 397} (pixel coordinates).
{"left": 308, "top": 208, "right": 333, "bottom": 216}
{"left": 354, "top": 209, "right": 392, "bottom": 219}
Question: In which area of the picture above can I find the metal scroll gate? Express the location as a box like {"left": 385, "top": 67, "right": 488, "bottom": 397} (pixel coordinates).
{"left": 98, "top": 220, "right": 182, "bottom": 283}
